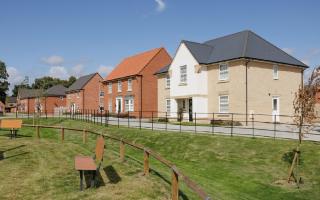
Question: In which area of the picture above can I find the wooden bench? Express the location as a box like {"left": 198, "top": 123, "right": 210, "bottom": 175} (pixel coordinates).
{"left": 75, "top": 135, "right": 105, "bottom": 191}
{"left": 0, "top": 119, "right": 22, "bottom": 139}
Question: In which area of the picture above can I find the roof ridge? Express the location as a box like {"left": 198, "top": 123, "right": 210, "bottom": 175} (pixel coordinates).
{"left": 204, "top": 30, "right": 250, "bottom": 44}
{"left": 242, "top": 30, "right": 250, "bottom": 57}
{"left": 248, "top": 31, "right": 307, "bottom": 67}
{"left": 137, "top": 47, "right": 164, "bottom": 75}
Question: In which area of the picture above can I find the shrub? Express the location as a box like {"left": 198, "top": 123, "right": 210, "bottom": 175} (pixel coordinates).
{"left": 210, "top": 119, "right": 242, "bottom": 126}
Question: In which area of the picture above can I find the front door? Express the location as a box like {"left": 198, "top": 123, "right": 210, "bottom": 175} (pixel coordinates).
{"left": 272, "top": 97, "right": 280, "bottom": 122}
{"left": 188, "top": 98, "right": 193, "bottom": 122}
{"left": 116, "top": 97, "right": 122, "bottom": 113}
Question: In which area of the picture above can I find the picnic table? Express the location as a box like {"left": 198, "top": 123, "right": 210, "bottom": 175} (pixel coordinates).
{"left": 0, "top": 119, "right": 22, "bottom": 139}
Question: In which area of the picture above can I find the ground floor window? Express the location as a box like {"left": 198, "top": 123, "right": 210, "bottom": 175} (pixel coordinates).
{"left": 219, "top": 95, "right": 229, "bottom": 113}
{"left": 108, "top": 99, "right": 112, "bottom": 112}
{"left": 166, "top": 99, "right": 171, "bottom": 115}
{"left": 125, "top": 97, "right": 134, "bottom": 112}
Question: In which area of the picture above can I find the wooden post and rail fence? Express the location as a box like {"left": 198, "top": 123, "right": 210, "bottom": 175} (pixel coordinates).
{"left": 22, "top": 123, "right": 212, "bottom": 200}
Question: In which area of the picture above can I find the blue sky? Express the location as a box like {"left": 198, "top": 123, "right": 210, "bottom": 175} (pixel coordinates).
{"left": 1, "top": 0, "right": 320, "bottom": 93}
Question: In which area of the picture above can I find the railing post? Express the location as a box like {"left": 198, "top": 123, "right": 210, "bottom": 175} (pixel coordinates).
{"left": 143, "top": 149, "right": 150, "bottom": 176}
{"left": 105, "top": 111, "right": 107, "bottom": 126}
{"left": 179, "top": 113, "right": 182, "bottom": 133}
{"left": 61, "top": 127, "right": 64, "bottom": 142}
{"left": 128, "top": 111, "right": 130, "bottom": 128}
{"left": 94, "top": 110, "right": 96, "bottom": 124}
{"left": 273, "top": 115, "right": 277, "bottom": 140}
{"left": 83, "top": 129, "right": 87, "bottom": 144}
{"left": 252, "top": 114, "right": 255, "bottom": 138}
{"left": 194, "top": 112, "right": 197, "bottom": 133}
{"left": 231, "top": 113, "right": 234, "bottom": 137}
{"left": 100, "top": 110, "right": 103, "bottom": 125}
{"left": 117, "top": 111, "right": 120, "bottom": 128}
{"left": 36, "top": 125, "right": 40, "bottom": 139}
{"left": 165, "top": 112, "right": 168, "bottom": 131}
{"left": 151, "top": 111, "right": 154, "bottom": 131}
{"left": 139, "top": 111, "right": 142, "bottom": 130}
{"left": 120, "top": 139, "right": 125, "bottom": 162}
{"left": 212, "top": 113, "right": 214, "bottom": 134}
{"left": 106, "top": 110, "right": 109, "bottom": 127}
{"left": 171, "top": 167, "right": 179, "bottom": 200}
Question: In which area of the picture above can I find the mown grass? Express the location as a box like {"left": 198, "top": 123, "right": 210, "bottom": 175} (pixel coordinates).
{"left": 0, "top": 120, "right": 170, "bottom": 200}
{"left": 2, "top": 117, "right": 320, "bottom": 200}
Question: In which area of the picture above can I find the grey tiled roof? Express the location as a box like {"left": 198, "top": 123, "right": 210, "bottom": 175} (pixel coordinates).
{"left": 18, "top": 89, "right": 43, "bottom": 99}
{"left": 154, "top": 64, "right": 170, "bottom": 75}
{"left": 45, "top": 85, "right": 67, "bottom": 96}
{"left": 66, "top": 73, "right": 97, "bottom": 93}
{"left": 183, "top": 30, "right": 308, "bottom": 68}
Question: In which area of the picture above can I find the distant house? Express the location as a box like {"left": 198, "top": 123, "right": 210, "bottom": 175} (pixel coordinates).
{"left": 5, "top": 96, "right": 17, "bottom": 113}
{"left": 103, "top": 47, "right": 172, "bottom": 117}
{"left": 17, "top": 89, "right": 43, "bottom": 114}
{"left": 43, "top": 85, "right": 67, "bottom": 114}
{"left": 0, "top": 101, "right": 5, "bottom": 115}
{"left": 157, "top": 30, "right": 307, "bottom": 123}
{"left": 66, "top": 73, "right": 104, "bottom": 112}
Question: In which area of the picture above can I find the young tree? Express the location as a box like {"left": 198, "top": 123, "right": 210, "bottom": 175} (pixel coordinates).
{"left": 0, "top": 60, "right": 10, "bottom": 102}
{"left": 288, "top": 66, "right": 320, "bottom": 185}
{"left": 12, "top": 84, "right": 32, "bottom": 97}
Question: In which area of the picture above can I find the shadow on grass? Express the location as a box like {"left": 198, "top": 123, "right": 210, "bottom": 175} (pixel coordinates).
{"left": 104, "top": 165, "right": 121, "bottom": 184}
{"left": 0, "top": 144, "right": 29, "bottom": 161}
{"left": 0, "top": 132, "right": 32, "bottom": 138}
{"left": 84, "top": 170, "right": 106, "bottom": 188}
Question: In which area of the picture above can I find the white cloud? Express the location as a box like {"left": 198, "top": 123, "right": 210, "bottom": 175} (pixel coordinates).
{"left": 97, "top": 65, "right": 113, "bottom": 76}
{"left": 282, "top": 48, "right": 294, "bottom": 55}
{"left": 49, "top": 66, "right": 69, "bottom": 79}
{"left": 155, "top": 0, "right": 166, "bottom": 12}
{"left": 42, "top": 55, "right": 64, "bottom": 65}
{"left": 7, "top": 67, "right": 25, "bottom": 94}
{"left": 70, "top": 64, "right": 85, "bottom": 78}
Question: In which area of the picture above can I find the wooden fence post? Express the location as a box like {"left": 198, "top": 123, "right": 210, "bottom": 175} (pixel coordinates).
{"left": 144, "top": 149, "right": 150, "bottom": 176}
{"left": 120, "top": 139, "right": 125, "bottom": 162}
{"left": 61, "top": 127, "right": 64, "bottom": 142}
{"left": 83, "top": 129, "right": 87, "bottom": 144}
{"left": 36, "top": 125, "right": 40, "bottom": 138}
{"left": 171, "top": 167, "right": 179, "bottom": 200}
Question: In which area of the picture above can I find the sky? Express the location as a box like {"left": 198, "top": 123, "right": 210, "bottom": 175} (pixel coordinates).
{"left": 1, "top": 0, "right": 320, "bottom": 94}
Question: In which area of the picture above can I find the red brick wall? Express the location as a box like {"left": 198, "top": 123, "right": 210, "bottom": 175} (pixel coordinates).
{"left": 42, "top": 96, "right": 66, "bottom": 114}
{"left": 66, "top": 73, "right": 103, "bottom": 111}
{"left": 17, "top": 98, "right": 37, "bottom": 113}
{"left": 104, "top": 48, "right": 172, "bottom": 117}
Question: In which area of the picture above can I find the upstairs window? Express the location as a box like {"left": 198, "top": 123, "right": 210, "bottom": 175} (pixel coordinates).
{"left": 219, "top": 63, "right": 229, "bottom": 81}
{"left": 108, "top": 83, "right": 112, "bottom": 94}
{"left": 219, "top": 95, "right": 229, "bottom": 113}
{"left": 127, "top": 79, "right": 132, "bottom": 91}
{"left": 165, "top": 75, "right": 170, "bottom": 89}
{"left": 273, "top": 65, "right": 279, "bottom": 79}
{"left": 180, "top": 65, "right": 187, "bottom": 84}
{"left": 99, "top": 91, "right": 105, "bottom": 97}
{"left": 117, "top": 80, "right": 122, "bottom": 92}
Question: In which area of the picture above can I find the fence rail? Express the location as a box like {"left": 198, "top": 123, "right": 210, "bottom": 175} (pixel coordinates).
{"left": 11, "top": 109, "right": 320, "bottom": 142}
{"left": 22, "top": 123, "right": 211, "bottom": 200}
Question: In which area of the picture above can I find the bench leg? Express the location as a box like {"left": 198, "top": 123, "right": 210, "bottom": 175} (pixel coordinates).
{"left": 10, "top": 130, "right": 13, "bottom": 139}
{"left": 91, "top": 170, "right": 96, "bottom": 188}
{"left": 79, "top": 170, "right": 84, "bottom": 191}
{"left": 14, "top": 130, "right": 17, "bottom": 138}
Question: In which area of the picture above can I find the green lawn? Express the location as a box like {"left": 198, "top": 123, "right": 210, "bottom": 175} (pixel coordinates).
{"left": 2, "top": 118, "right": 320, "bottom": 200}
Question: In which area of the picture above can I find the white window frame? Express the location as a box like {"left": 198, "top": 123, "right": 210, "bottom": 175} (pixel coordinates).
{"left": 219, "top": 63, "right": 229, "bottom": 81}
{"left": 117, "top": 80, "right": 122, "bottom": 92}
{"left": 166, "top": 99, "right": 171, "bottom": 115}
{"left": 99, "top": 91, "right": 105, "bottom": 97}
{"left": 219, "top": 95, "right": 229, "bottom": 113}
{"left": 127, "top": 79, "right": 132, "bottom": 91}
{"left": 273, "top": 65, "right": 279, "bottom": 80}
{"left": 108, "top": 82, "right": 112, "bottom": 94}
{"left": 180, "top": 65, "right": 187, "bottom": 84}
{"left": 165, "top": 75, "right": 170, "bottom": 89}
{"left": 125, "top": 96, "right": 134, "bottom": 112}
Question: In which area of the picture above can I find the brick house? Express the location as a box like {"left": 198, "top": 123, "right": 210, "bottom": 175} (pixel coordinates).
{"left": 42, "top": 85, "right": 67, "bottom": 114}
{"left": 103, "top": 47, "right": 172, "bottom": 117}
{"left": 17, "top": 89, "right": 42, "bottom": 114}
{"left": 66, "top": 73, "right": 104, "bottom": 112}
{"left": 5, "top": 96, "right": 17, "bottom": 113}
